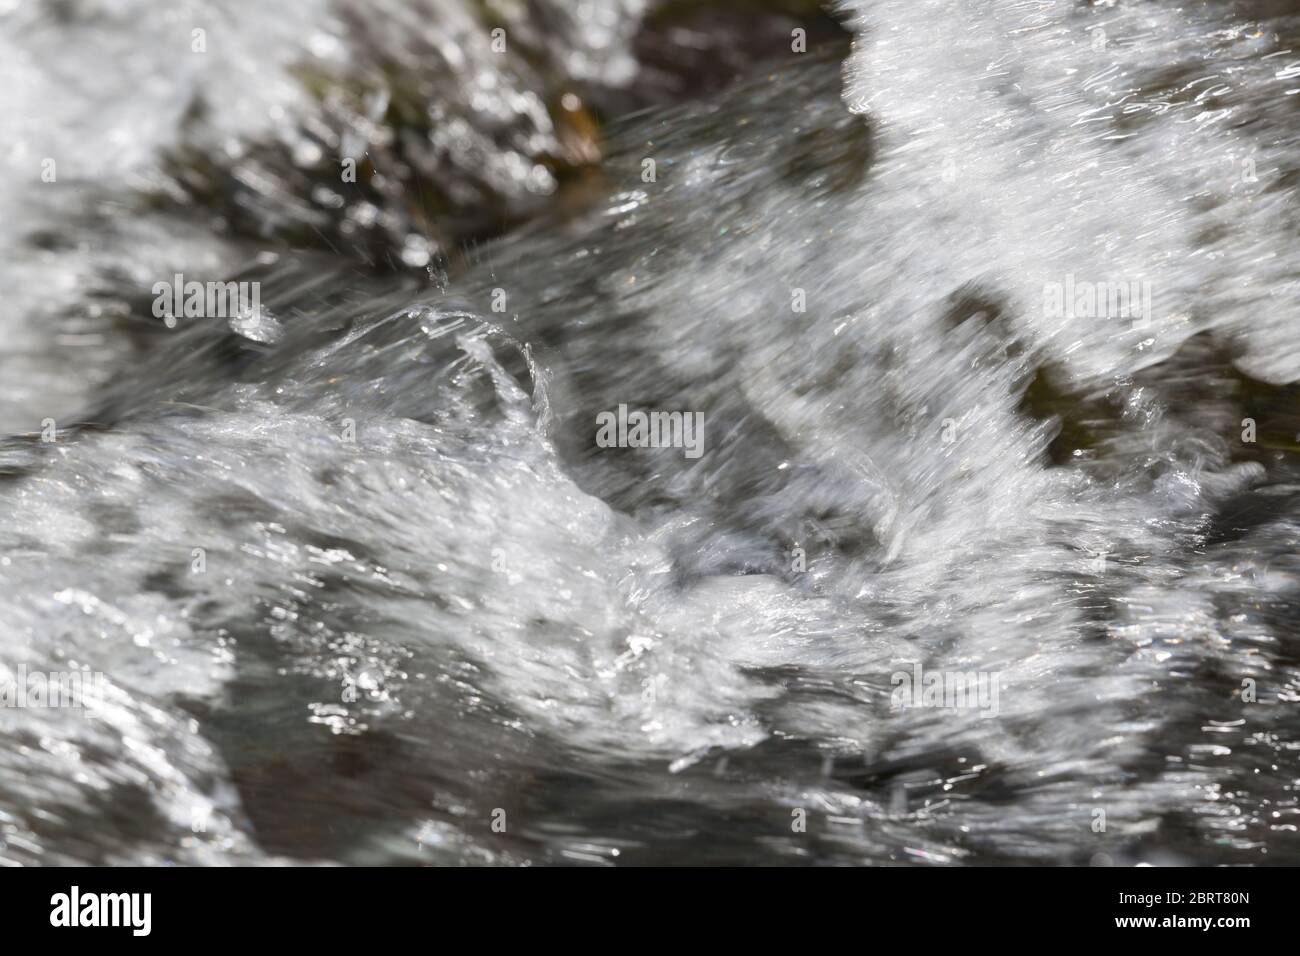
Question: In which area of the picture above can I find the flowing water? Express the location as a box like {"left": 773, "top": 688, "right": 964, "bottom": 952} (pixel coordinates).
{"left": 1, "top": 0, "right": 1299, "bottom": 865}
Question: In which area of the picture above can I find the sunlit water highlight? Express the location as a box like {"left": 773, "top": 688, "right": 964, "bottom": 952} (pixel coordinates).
{"left": 0, "top": 0, "right": 1298, "bottom": 865}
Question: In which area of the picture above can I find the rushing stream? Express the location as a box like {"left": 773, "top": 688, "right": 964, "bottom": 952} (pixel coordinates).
{"left": 1, "top": 0, "right": 1299, "bottom": 865}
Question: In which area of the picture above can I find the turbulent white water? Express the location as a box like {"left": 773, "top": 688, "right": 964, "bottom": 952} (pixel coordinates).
{"left": 1, "top": 0, "right": 1298, "bottom": 865}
